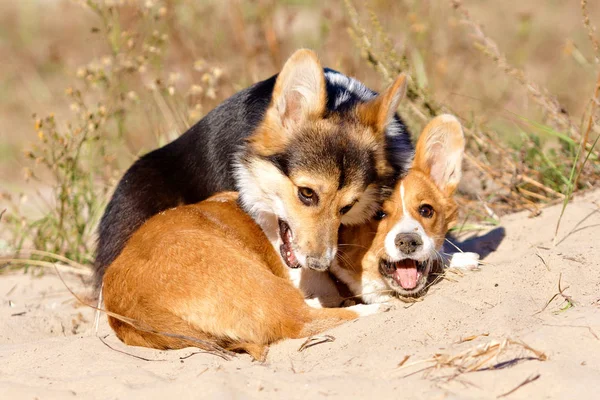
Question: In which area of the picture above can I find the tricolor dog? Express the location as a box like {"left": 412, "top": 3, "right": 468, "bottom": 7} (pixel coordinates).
{"left": 94, "top": 49, "right": 413, "bottom": 287}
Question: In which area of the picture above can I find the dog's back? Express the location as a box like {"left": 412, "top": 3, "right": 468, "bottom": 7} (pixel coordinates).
{"left": 94, "top": 76, "right": 276, "bottom": 287}
{"left": 103, "top": 192, "right": 371, "bottom": 360}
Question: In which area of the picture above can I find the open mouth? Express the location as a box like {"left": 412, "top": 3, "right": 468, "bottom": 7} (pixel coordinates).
{"left": 278, "top": 219, "right": 300, "bottom": 268}
{"left": 379, "top": 258, "right": 429, "bottom": 293}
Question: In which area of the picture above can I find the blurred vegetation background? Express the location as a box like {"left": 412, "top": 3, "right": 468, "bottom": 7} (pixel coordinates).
{"left": 1, "top": 0, "right": 599, "bottom": 266}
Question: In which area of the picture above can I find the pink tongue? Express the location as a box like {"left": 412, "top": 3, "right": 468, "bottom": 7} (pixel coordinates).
{"left": 393, "top": 260, "right": 418, "bottom": 289}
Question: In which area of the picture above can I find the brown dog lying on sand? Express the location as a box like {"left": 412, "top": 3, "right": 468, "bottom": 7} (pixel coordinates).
{"left": 102, "top": 192, "right": 381, "bottom": 361}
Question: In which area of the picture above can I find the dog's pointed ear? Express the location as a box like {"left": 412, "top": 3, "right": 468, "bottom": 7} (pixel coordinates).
{"left": 413, "top": 114, "right": 465, "bottom": 196}
{"left": 270, "top": 49, "right": 326, "bottom": 130}
{"left": 356, "top": 73, "right": 407, "bottom": 138}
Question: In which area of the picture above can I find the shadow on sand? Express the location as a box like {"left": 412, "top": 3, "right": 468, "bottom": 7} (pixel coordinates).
{"left": 446, "top": 227, "right": 506, "bottom": 260}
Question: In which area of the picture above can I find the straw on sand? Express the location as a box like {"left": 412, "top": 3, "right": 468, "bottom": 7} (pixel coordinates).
{"left": 397, "top": 338, "right": 547, "bottom": 382}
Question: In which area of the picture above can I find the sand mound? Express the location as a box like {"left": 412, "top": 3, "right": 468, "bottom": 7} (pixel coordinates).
{"left": 2, "top": 190, "right": 600, "bottom": 399}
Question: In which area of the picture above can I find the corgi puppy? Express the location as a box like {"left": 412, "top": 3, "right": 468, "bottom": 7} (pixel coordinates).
{"left": 94, "top": 49, "right": 413, "bottom": 288}
{"left": 319, "top": 115, "right": 466, "bottom": 304}
{"left": 102, "top": 192, "right": 381, "bottom": 361}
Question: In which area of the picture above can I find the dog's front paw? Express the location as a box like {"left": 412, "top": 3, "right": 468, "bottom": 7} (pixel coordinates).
{"left": 347, "top": 302, "right": 390, "bottom": 317}
{"left": 448, "top": 252, "right": 480, "bottom": 270}
{"left": 341, "top": 299, "right": 357, "bottom": 307}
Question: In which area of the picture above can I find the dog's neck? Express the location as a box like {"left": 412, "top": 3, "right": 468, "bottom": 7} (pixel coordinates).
{"left": 330, "top": 219, "right": 394, "bottom": 304}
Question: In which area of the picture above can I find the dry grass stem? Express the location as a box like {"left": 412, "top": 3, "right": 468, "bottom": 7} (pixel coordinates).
{"left": 450, "top": 0, "right": 579, "bottom": 140}
{"left": 398, "top": 338, "right": 547, "bottom": 381}
{"left": 397, "top": 355, "right": 411, "bottom": 367}
{"left": 535, "top": 250, "right": 551, "bottom": 272}
{"left": 581, "top": 0, "right": 600, "bottom": 64}
{"left": 298, "top": 335, "right": 336, "bottom": 352}
{"left": 0, "top": 258, "right": 92, "bottom": 276}
{"left": 497, "top": 373, "right": 541, "bottom": 398}
{"left": 457, "top": 333, "right": 489, "bottom": 344}
{"left": 537, "top": 273, "right": 576, "bottom": 314}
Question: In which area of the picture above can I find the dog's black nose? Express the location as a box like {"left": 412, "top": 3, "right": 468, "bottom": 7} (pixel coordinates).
{"left": 395, "top": 233, "right": 423, "bottom": 254}
{"left": 306, "top": 256, "right": 330, "bottom": 272}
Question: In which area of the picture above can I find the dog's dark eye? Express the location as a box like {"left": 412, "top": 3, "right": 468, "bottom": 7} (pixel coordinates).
{"left": 298, "top": 187, "right": 318, "bottom": 206}
{"left": 340, "top": 205, "right": 352, "bottom": 215}
{"left": 340, "top": 200, "right": 357, "bottom": 215}
{"left": 419, "top": 204, "right": 434, "bottom": 218}
{"left": 374, "top": 210, "right": 387, "bottom": 220}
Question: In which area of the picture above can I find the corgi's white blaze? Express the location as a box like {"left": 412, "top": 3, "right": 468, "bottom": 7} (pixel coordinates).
{"left": 384, "top": 183, "right": 435, "bottom": 262}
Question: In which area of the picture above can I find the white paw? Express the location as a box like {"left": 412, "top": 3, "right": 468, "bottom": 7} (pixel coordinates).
{"left": 448, "top": 252, "right": 480, "bottom": 270}
{"left": 347, "top": 303, "right": 390, "bottom": 317}
{"left": 304, "top": 298, "right": 323, "bottom": 309}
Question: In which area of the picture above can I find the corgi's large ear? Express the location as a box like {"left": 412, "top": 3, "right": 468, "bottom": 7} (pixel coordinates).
{"left": 270, "top": 49, "right": 326, "bottom": 130}
{"left": 356, "top": 74, "right": 407, "bottom": 139}
{"left": 413, "top": 114, "right": 465, "bottom": 195}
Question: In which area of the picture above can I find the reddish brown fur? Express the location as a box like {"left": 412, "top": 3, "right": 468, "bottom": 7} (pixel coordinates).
{"left": 336, "top": 171, "right": 458, "bottom": 284}
{"left": 380, "top": 172, "right": 459, "bottom": 248}
{"left": 332, "top": 115, "right": 465, "bottom": 301}
{"left": 103, "top": 192, "right": 359, "bottom": 361}
{"left": 248, "top": 49, "right": 327, "bottom": 155}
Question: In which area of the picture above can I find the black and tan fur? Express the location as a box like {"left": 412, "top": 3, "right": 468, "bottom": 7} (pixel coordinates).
{"left": 95, "top": 49, "right": 413, "bottom": 286}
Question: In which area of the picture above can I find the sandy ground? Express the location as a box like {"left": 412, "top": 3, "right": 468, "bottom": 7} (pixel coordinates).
{"left": 1, "top": 189, "right": 600, "bottom": 400}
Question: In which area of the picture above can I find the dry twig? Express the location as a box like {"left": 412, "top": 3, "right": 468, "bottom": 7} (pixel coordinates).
{"left": 397, "top": 338, "right": 547, "bottom": 381}
{"left": 298, "top": 335, "right": 336, "bottom": 352}
{"left": 537, "top": 273, "right": 576, "bottom": 314}
{"left": 497, "top": 373, "right": 541, "bottom": 398}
